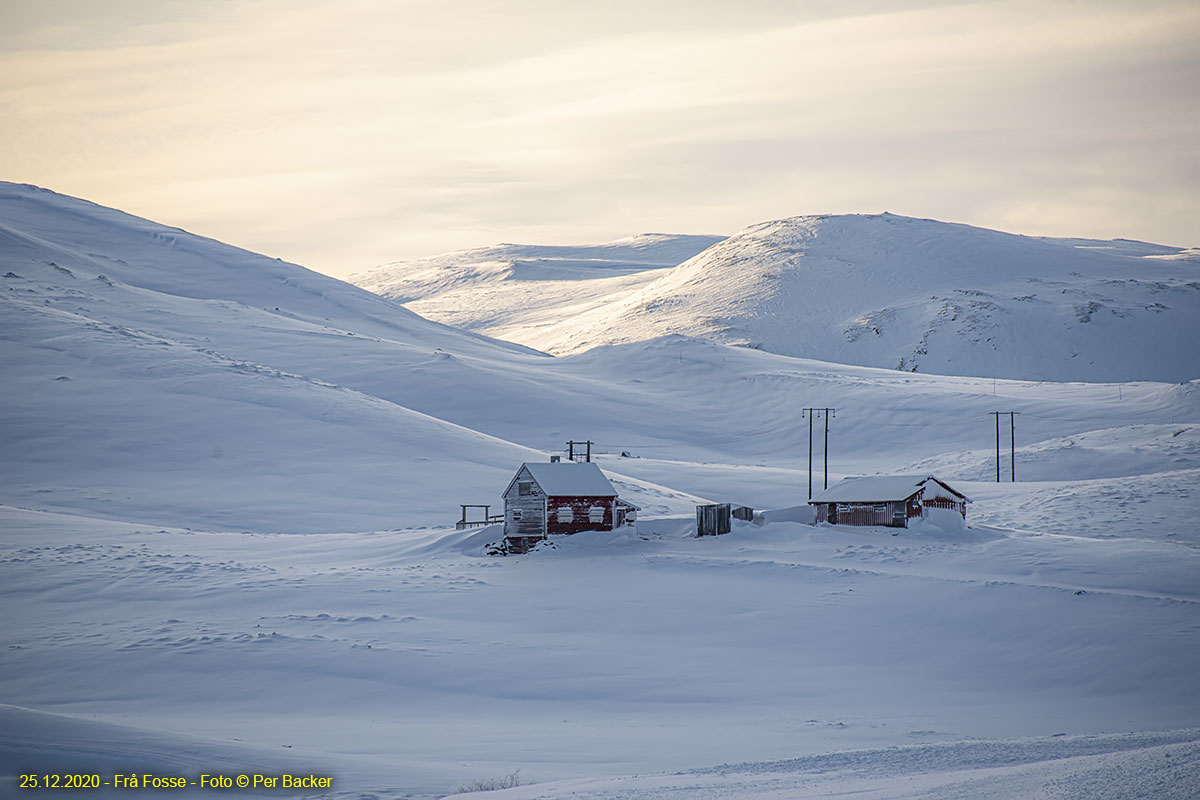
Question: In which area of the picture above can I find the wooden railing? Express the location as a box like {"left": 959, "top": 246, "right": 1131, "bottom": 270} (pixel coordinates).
{"left": 456, "top": 514, "right": 503, "bottom": 530}
{"left": 456, "top": 504, "right": 503, "bottom": 529}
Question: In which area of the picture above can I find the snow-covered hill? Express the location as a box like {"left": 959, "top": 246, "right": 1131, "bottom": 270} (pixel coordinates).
{"left": 353, "top": 214, "right": 1200, "bottom": 383}
{"left": 350, "top": 233, "right": 725, "bottom": 347}
{"left": 355, "top": 234, "right": 726, "bottom": 301}
{"left": 0, "top": 183, "right": 708, "bottom": 530}
{"left": 3, "top": 185, "right": 1200, "bottom": 799}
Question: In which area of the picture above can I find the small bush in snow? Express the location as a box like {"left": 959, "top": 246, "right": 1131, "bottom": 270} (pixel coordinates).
{"left": 455, "top": 769, "right": 522, "bottom": 793}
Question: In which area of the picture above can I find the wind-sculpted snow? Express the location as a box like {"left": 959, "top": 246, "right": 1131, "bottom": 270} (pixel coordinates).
{"left": 356, "top": 213, "right": 1200, "bottom": 382}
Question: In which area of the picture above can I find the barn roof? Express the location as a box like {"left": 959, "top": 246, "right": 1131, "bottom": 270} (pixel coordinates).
{"left": 809, "top": 475, "right": 969, "bottom": 504}
{"left": 517, "top": 462, "right": 618, "bottom": 497}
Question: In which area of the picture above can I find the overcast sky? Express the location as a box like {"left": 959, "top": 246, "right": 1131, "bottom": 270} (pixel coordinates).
{"left": 2, "top": 0, "right": 1197, "bottom": 277}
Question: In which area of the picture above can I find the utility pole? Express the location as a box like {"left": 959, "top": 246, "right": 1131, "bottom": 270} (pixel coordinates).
{"left": 988, "top": 412, "right": 1018, "bottom": 482}
{"left": 803, "top": 409, "right": 835, "bottom": 498}
{"left": 990, "top": 412, "right": 1000, "bottom": 482}
{"left": 824, "top": 411, "right": 830, "bottom": 490}
{"left": 565, "top": 440, "right": 593, "bottom": 462}
{"left": 822, "top": 409, "right": 835, "bottom": 490}
{"left": 805, "top": 411, "right": 813, "bottom": 499}
{"left": 1009, "top": 412, "right": 1017, "bottom": 482}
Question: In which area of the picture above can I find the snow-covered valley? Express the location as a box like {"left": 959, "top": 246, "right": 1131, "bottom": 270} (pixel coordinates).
{"left": 2, "top": 182, "right": 1199, "bottom": 798}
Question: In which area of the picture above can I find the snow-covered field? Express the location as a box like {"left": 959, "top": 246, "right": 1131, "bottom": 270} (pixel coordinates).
{"left": 4, "top": 501, "right": 1199, "bottom": 798}
{"left": 2, "top": 183, "right": 1199, "bottom": 798}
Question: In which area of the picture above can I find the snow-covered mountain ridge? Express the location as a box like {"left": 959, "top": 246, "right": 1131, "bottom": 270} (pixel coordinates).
{"left": 353, "top": 213, "right": 1200, "bottom": 383}
{"left": 356, "top": 233, "right": 727, "bottom": 301}
{"left": 351, "top": 233, "right": 725, "bottom": 346}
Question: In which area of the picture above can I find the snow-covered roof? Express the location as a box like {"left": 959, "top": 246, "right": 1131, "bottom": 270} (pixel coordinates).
{"left": 518, "top": 462, "right": 617, "bottom": 497}
{"left": 809, "top": 475, "right": 968, "bottom": 504}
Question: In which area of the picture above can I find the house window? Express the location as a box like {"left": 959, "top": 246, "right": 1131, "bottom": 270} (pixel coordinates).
{"left": 557, "top": 506, "right": 573, "bottom": 523}
{"left": 874, "top": 503, "right": 887, "bottom": 512}
{"left": 588, "top": 506, "right": 604, "bottom": 524}
{"left": 518, "top": 481, "right": 532, "bottom": 496}
{"left": 511, "top": 509, "right": 523, "bottom": 521}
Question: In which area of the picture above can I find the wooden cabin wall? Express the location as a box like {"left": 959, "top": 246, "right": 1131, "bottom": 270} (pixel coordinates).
{"left": 503, "top": 466, "right": 548, "bottom": 538}
{"left": 545, "top": 496, "right": 615, "bottom": 534}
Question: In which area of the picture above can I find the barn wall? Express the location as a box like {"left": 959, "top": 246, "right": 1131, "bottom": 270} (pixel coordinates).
{"left": 834, "top": 503, "right": 894, "bottom": 526}
{"left": 546, "top": 496, "right": 614, "bottom": 534}
{"left": 816, "top": 501, "right": 909, "bottom": 527}
{"left": 503, "top": 466, "right": 547, "bottom": 538}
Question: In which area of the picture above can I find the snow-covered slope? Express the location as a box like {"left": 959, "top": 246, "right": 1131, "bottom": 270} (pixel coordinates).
{"left": 354, "top": 214, "right": 1200, "bottom": 383}
{"left": 475, "top": 730, "right": 1200, "bottom": 800}
{"left": 350, "top": 233, "right": 724, "bottom": 347}
{"left": 0, "top": 185, "right": 543, "bottom": 357}
{"left": 0, "top": 183, "right": 709, "bottom": 530}
{"left": 354, "top": 234, "right": 726, "bottom": 301}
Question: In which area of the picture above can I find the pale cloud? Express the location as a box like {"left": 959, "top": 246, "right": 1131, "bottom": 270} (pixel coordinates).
{"left": 1, "top": 0, "right": 1197, "bottom": 276}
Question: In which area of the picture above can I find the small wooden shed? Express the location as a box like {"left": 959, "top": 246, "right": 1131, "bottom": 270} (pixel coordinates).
{"left": 502, "top": 461, "right": 637, "bottom": 552}
{"left": 809, "top": 475, "right": 969, "bottom": 528}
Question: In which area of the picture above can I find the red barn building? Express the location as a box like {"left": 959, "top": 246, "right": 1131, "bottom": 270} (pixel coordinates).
{"left": 809, "top": 475, "right": 969, "bottom": 528}
{"left": 502, "top": 461, "right": 637, "bottom": 552}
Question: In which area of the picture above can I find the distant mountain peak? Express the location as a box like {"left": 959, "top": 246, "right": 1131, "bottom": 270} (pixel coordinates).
{"left": 351, "top": 214, "right": 1200, "bottom": 382}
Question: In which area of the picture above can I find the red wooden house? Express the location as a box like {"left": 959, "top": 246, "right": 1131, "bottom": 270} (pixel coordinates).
{"left": 809, "top": 475, "right": 969, "bottom": 528}
{"left": 502, "top": 461, "right": 637, "bottom": 552}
